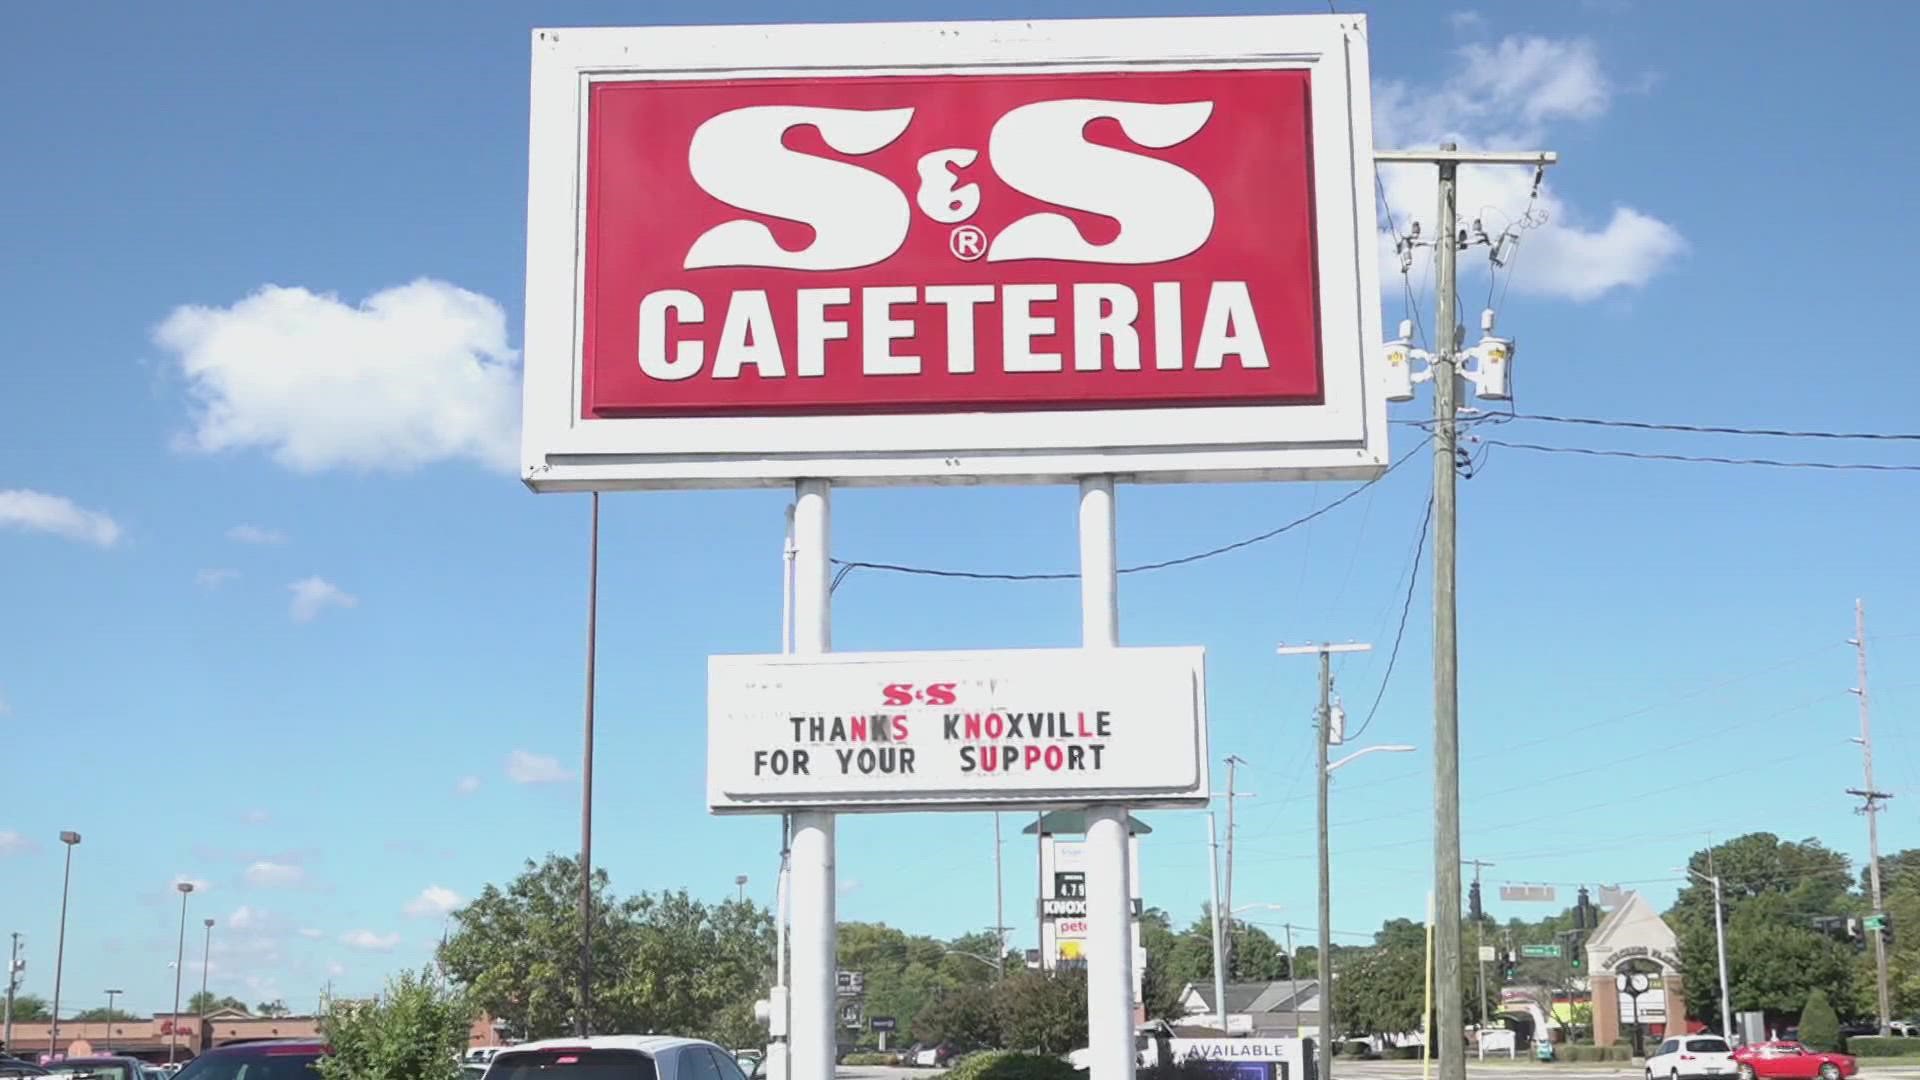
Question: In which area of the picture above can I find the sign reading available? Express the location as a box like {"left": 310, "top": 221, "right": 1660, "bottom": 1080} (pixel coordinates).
{"left": 522, "top": 17, "right": 1384, "bottom": 489}
{"left": 707, "top": 646, "right": 1207, "bottom": 812}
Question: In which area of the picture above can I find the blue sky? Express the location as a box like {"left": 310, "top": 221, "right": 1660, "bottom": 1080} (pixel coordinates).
{"left": 3, "top": 0, "right": 1919, "bottom": 1016}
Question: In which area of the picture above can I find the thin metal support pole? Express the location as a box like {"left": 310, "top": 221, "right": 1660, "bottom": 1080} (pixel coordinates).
{"left": 578, "top": 491, "right": 600, "bottom": 1037}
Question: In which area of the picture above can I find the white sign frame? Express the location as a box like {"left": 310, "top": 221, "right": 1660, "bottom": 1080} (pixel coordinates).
{"left": 707, "top": 646, "right": 1208, "bottom": 813}
{"left": 522, "top": 14, "right": 1385, "bottom": 491}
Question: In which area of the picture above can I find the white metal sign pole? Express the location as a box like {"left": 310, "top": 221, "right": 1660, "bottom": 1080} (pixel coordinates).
{"left": 1079, "top": 476, "right": 1136, "bottom": 1080}
{"left": 788, "top": 479, "right": 837, "bottom": 1080}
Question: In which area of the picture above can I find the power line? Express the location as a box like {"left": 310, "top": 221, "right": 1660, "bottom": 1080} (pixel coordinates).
{"left": 832, "top": 436, "right": 1433, "bottom": 584}
{"left": 1508, "top": 412, "right": 1920, "bottom": 442}
{"left": 1344, "top": 494, "right": 1432, "bottom": 745}
{"left": 1483, "top": 439, "right": 1920, "bottom": 472}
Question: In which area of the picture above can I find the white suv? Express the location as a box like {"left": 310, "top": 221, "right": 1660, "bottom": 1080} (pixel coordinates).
{"left": 1647, "top": 1035, "right": 1736, "bottom": 1080}
{"left": 485, "top": 1036, "right": 750, "bottom": 1080}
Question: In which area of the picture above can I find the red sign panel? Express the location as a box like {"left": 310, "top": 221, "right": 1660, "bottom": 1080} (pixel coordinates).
{"left": 581, "top": 71, "right": 1321, "bottom": 417}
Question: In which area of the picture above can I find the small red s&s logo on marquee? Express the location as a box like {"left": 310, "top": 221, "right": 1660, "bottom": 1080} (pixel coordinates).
{"left": 882, "top": 682, "right": 958, "bottom": 707}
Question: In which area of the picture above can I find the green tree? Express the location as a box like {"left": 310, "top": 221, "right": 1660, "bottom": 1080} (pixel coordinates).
{"left": 72, "top": 1007, "right": 133, "bottom": 1022}
{"left": 993, "top": 971, "right": 1086, "bottom": 1055}
{"left": 1798, "top": 989, "right": 1840, "bottom": 1052}
{"left": 612, "top": 891, "right": 774, "bottom": 1038}
{"left": 1331, "top": 919, "right": 1488, "bottom": 1043}
{"left": 1140, "top": 950, "right": 1187, "bottom": 1022}
{"left": 317, "top": 968, "right": 474, "bottom": 1080}
{"left": 256, "top": 1000, "right": 290, "bottom": 1018}
{"left": 838, "top": 922, "right": 1004, "bottom": 1049}
{"left": 8, "top": 994, "right": 50, "bottom": 1022}
{"left": 188, "top": 992, "right": 252, "bottom": 1015}
{"left": 1333, "top": 940, "right": 1424, "bottom": 1040}
{"left": 912, "top": 983, "right": 999, "bottom": 1051}
{"left": 440, "top": 854, "right": 773, "bottom": 1043}
{"left": 1669, "top": 834, "right": 1857, "bottom": 1026}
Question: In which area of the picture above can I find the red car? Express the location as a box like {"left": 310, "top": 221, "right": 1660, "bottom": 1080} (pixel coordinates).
{"left": 1731, "top": 1041, "right": 1858, "bottom": 1080}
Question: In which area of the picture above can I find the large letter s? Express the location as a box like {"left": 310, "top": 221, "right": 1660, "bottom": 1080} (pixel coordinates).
{"left": 683, "top": 106, "right": 914, "bottom": 271}
{"left": 987, "top": 99, "right": 1216, "bottom": 265}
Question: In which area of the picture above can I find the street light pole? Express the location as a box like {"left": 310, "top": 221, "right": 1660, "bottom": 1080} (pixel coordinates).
{"left": 5, "top": 932, "right": 22, "bottom": 1054}
{"left": 104, "top": 990, "right": 121, "bottom": 1053}
{"left": 994, "top": 812, "right": 1006, "bottom": 981}
{"left": 1206, "top": 815, "right": 1227, "bottom": 1033}
{"left": 201, "top": 919, "right": 214, "bottom": 1015}
{"left": 170, "top": 882, "right": 194, "bottom": 1066}
{"left": 1681, "top": 869, "right": 1734, "bottom": 1040}
{"left": 50, "top": 831, "right": 81, "bottom": 1060}
{"left": 1277, "top": 642, "right": 1376, "bottom": 1080}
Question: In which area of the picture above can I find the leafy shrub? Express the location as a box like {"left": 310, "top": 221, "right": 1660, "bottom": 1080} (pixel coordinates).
{"left": 945, "top": 1050, "right": 1079, "bottom": 1080}
{"left": 842, "top": 1054, "right": 900, "bottom": 1066}
{"left": 1381, "top": 1045, "right": 1423, "bottom": 1060}
{"left": 1800, "top": 991, "right": 1841, "bottom": 1052}
{"left": 1845, "top": 1037, "right": 1920, "bottom": 1057}
{"left": 317, "top": 968, "right": 474, "bottom": 1080}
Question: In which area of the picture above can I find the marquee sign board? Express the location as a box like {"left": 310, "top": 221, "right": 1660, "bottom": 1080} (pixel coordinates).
{"left": 707, "top": 646, "right": 1207, "bottom": 812}
{"left": 522, "top": 15, "right": 1385, "bottom": 490}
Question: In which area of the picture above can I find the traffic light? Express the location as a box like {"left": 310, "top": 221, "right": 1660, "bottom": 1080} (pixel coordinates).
{"left": 1502, "top": 951, "right": 1518, "bottom": 980}
{"left": 1575, "top": 887, "right": 1595, "bottom": 931}
{"left": 1470, "top": 881, "right": 1483, "bottom": 922}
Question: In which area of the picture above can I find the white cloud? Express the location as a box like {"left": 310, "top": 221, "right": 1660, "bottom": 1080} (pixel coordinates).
{"left": 227, "top": 524, "right": 287, "bottom": 545}
{"left": 0, "top": 831, "right": 39, "bottom": 857}
{"left": 0, "top": 489, "right": 122, "bottom": 547}
{"left": 196, "top": 568, "right": 241, "bottom": 588}
{"left": 404, "top": 885, "right": 463, "bottom": 919}
{"left": 339, "top": 929, "right": 401, "bottom": 952}
{"left": 228, "top": 905, "right": 266, "bottom": 930}
{"left": 505, "top": 750, "right": 570, "bottom": 785}
{"left": 289, "top": 577, "right": 357, "bottom": 622}
{"left": 326, "top": 960, "right": 347, "bottom": 978}
{"left": 1449, "top": 10, "right": 1485, "bottom": 32}
{"left": 156, "top": 279, "right": 520, "bottom": 474}
{"left": 1374, "top": 34, "right": 1683, "bottom": 303}
{"left": 244, "top": 860, "right": 305, "bottom": 888}
{"left": 837, "top": 879, "right": 862, "bottom": 897}
{"left": 297, "top": 927, "right": 324, "bottom": 940}
{"left": 454, "top": 775, "right": 482, "bottom": 796}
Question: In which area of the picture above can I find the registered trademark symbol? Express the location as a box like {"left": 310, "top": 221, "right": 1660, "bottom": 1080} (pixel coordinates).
{"left": 949, "top": 225, "right": 988, "bottom": 261}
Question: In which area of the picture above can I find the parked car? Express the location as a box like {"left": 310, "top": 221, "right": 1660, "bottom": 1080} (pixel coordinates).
{"left": 40, "top": 1056, "right": 150, "bottom": 1080}
{"left": 732, "top": 1050, "right": 764, "bottom": 1079}
{"left": 488, "top": 1036, "right": 753, "bottom": 1080}
{"left": 0, "top": 1058, "right": 48, "bottom": 1078}
{"left": 1731, "top": 1041, "right": 1857, "bottom": 1080}
{"left": 169, "top": 1039, "right": 327, "bottom": 1080}
{"left": 913, "top": 1045, "right": 957, "bottom": 1069}
{"left": 1647, "top": 1035, "right": 1736, "bottom": 1080}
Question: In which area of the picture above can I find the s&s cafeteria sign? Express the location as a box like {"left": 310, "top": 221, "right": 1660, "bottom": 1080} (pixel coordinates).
{"left": 708, "top": 647, "right": 1207, "bottom": 812}
{"left": 522, "top": 15, "right": 1384, "bottom": 490}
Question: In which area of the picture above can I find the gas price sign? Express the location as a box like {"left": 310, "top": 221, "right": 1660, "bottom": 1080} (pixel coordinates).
{"left": 707, "top": 646, "right": 1207, "bottom": 812}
